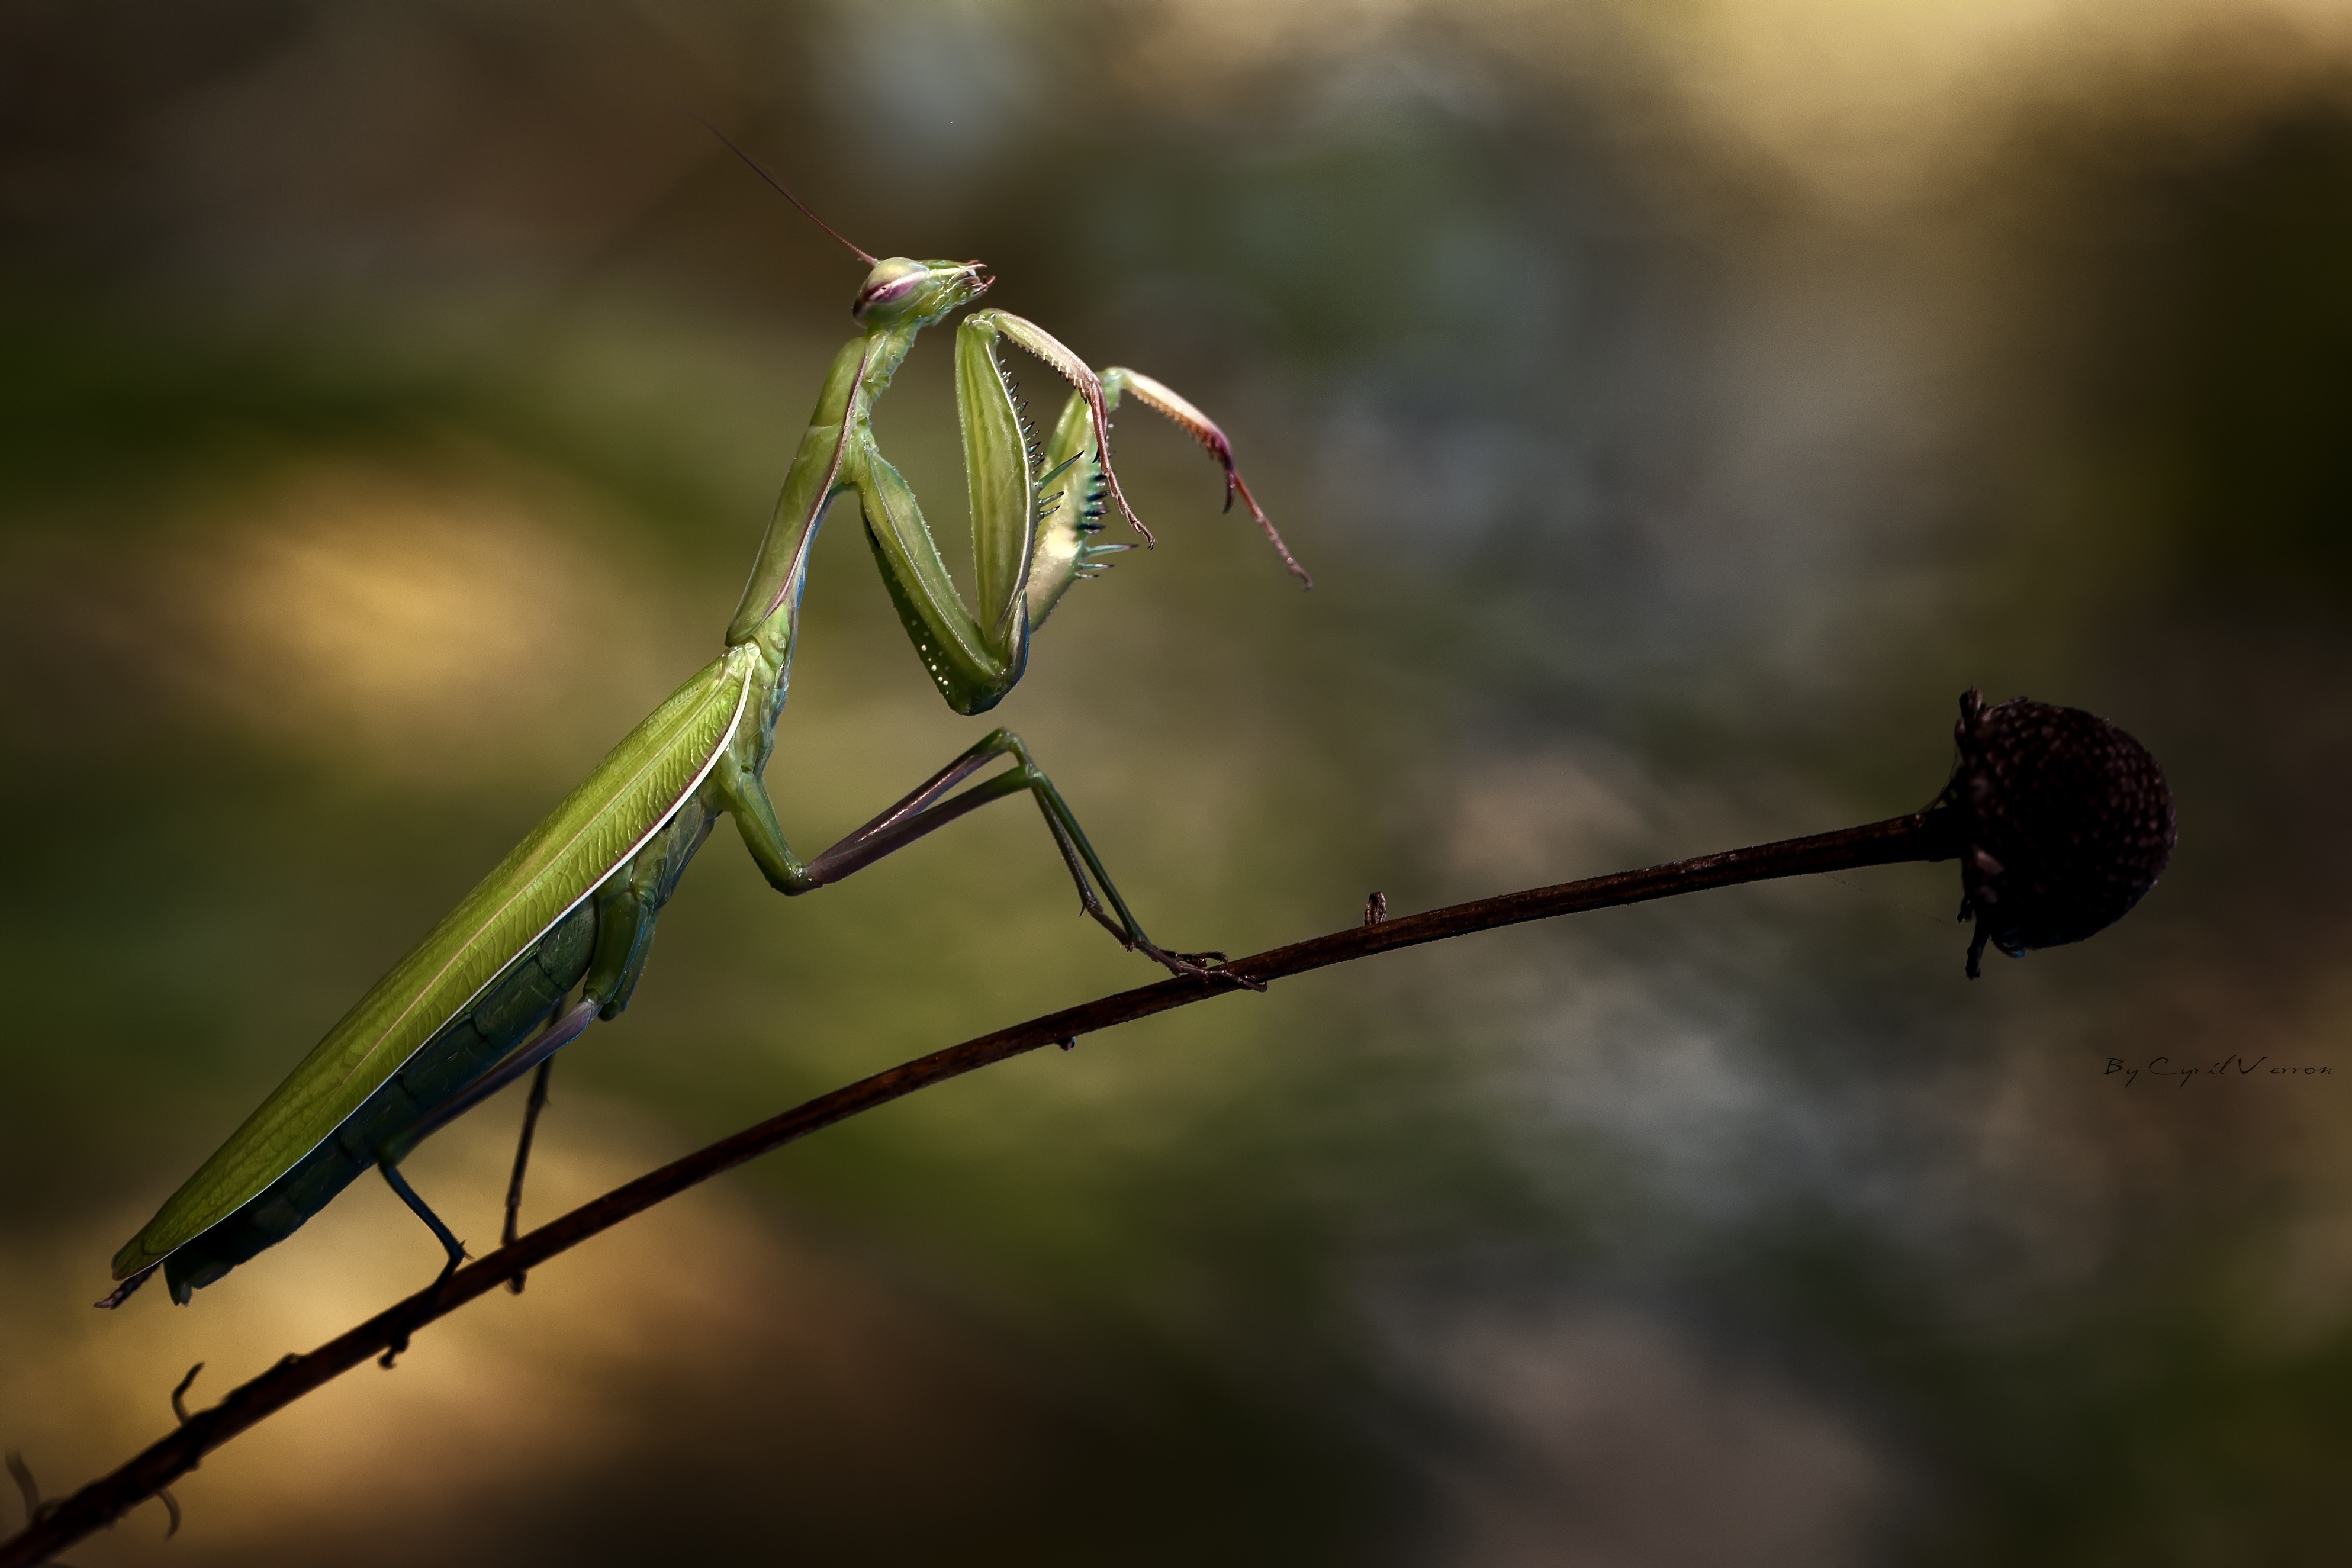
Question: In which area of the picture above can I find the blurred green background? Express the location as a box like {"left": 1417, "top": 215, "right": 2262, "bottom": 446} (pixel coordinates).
{"left": 7, "top": 1, "right": 2352, "bottom": 1562}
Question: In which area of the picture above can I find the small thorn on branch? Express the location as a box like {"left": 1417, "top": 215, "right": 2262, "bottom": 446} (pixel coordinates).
{"left": 5, "top": 1453, "right": 37, "bottom": 1525}
{"left": 5, "top": 1453, "right": 57, "bottom": 1528}
{"left": 170, "top": 1364, "right": 204, "bottom": 1425}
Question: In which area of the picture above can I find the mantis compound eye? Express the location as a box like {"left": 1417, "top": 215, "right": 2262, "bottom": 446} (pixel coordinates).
{"left": 852, "top": 257, "right": 928, "bottom": 321}
{"left": 1944, "top": 688, "right": 2177, "bottom": 977}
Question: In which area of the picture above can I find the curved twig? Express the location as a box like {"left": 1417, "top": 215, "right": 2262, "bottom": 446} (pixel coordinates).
{"left": 0, "top": 808, "right": 1957, "bottom": 1568}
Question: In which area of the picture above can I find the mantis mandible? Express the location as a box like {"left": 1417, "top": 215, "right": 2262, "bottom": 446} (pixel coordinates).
{"left": 102, "top": 131, "right": 1309, "bottom": 1312}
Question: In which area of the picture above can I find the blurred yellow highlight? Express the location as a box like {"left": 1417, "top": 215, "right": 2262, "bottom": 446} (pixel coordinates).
{"left": 175, "top": 462, "right": 667, "bottom": 781}
{"left": 0, "top": 1103, "right": 1003, "bottom": 1563}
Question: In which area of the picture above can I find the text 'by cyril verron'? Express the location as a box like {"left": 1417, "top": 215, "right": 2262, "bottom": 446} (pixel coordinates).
{"left": 2107, "top": 1055, "right": 2332, "bottom": 1089}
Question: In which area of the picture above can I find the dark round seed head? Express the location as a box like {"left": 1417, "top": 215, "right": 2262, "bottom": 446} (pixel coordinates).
{"left": 1943, "top": 688, "right": 2176, "bottom": 978}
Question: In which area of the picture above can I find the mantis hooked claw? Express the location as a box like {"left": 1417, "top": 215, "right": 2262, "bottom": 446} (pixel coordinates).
{"left": 101, "top": 131, "right": 1308, "bottom": 1311}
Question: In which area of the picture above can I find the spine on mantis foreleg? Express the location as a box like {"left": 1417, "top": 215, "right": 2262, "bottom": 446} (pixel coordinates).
{"left": 1024, "top": 392, "right": 1121, "bottom": 628}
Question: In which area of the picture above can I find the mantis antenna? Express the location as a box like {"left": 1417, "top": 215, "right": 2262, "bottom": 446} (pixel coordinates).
{"left": 689, "top": 114, "right": 877, "bottom": 266}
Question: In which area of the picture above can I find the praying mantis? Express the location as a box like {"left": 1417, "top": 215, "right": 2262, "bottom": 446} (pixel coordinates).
{"left": 101, "top": 131, "right": 1309, "bottom": 1311}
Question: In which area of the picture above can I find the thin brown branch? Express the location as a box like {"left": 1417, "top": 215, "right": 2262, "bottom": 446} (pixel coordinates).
{"left": 0, "top": 807, "right": 1958, "bottom": 1568}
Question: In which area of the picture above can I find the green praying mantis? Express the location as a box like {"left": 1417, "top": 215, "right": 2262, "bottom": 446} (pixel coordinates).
{"left": 101, "top": 131, "right": 1309, "bottom": 1312}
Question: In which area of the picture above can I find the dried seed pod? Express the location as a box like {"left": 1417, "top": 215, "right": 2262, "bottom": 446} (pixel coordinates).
{"left": 1943, "top": 688, "right": 2176, "bottom": 977}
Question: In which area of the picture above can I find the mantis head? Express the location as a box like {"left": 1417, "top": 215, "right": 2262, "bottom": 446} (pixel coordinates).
{"left": 689, "top": 117, "right": 990, "bottom": 327}
{"left": 686, "top": 121, "right": 991, "bottom": 330}
{"left": 852, "top": 258, "right": 992, "bottom": 327}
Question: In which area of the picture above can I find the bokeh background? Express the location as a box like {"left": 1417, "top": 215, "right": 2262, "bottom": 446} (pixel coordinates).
{"left": 5, "top": 1, "right": 2352, "bottom": 1562}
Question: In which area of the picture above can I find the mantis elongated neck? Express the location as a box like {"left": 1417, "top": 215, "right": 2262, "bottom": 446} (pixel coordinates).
{"left": 731, "top": 318, "right": 926, "bottom": 660}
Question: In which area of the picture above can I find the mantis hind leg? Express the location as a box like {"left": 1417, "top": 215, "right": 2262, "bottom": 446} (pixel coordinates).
{"left": 500, "top": 1058, "right": 554, "bottom": 1295}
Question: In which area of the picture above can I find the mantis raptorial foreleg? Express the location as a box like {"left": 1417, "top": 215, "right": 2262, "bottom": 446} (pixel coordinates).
{"left": 1023, "top": 365, "right": 1312, "bottom": 623}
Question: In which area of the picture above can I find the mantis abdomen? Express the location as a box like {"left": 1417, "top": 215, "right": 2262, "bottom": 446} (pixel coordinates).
{"left": 158, "top": 899, "right": 604, "bottom": 1302}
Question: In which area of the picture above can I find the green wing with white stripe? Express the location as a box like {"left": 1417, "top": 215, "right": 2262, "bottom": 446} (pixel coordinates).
{"left": 113, "top": 647, "right": 755, "bottom": 1280}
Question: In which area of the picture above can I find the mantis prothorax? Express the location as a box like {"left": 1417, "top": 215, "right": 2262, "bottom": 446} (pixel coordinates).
{"left": 102, "top": 134, "right": 1309, "bottom": 1311}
